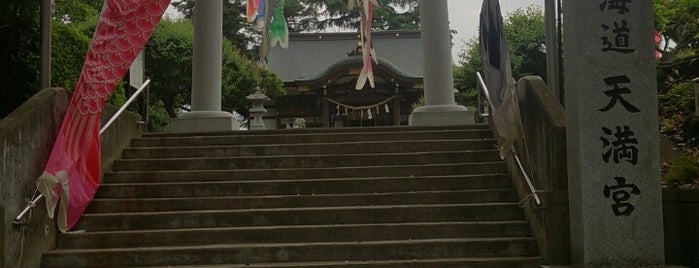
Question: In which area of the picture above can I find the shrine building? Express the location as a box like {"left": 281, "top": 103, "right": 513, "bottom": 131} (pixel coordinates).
{"left": 265, "top": 30, "right": 424, "bottom": 128}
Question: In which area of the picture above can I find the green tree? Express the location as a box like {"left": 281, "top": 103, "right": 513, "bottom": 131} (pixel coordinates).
{"left": 654, "top": 0, "right": 699, "bottom": 58}
{"left": 503, "top": 5, "right": 546, "bottom": 80}
{"left": 52, "top": 0, "right": 102, "bottom": 24}
{"left": 654, "top": 0, "right": 698, "bottom": 94}
{"left": 0, "top": 0, "right": 123, "bottom": 117}
{"left": 453, "top": 38, "right": 482, "bottom": 107}
{"left": 222, "top": 40, "right": 285, "bottom": 117}
{"left": 145, "top": 19, "right": 194, "bottom": 119}
{"left": 0, "top": 1, "right": 40, "bottom": 117}
{"left": 654, "top": 0, "right": 698, "bottom": 150}
{"left": 52, "top": 0, "right": 131, "bottom": 108}
{"left": 51, "top": 22, "right": 90, "bottom": 91}
{"left": 145, "top": 18, "right": 284, "bottom": 129}
{"left": 144, "top": 100, "right": 172, "bottom": 132}
{"left": 453, "top": 5, "right": 546, "bottom": 105}
{"left": 288, "top": 0, "right": 420, "bottom": 32}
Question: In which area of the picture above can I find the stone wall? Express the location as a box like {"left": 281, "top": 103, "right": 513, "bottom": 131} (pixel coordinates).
{"left": 0, "top": 88, "right": 142, "bottom": 267}
{"left": 0, "top": 88, "right": 68, "bottom": 268}
{"left": 100, "top": 105, "right": 142, "bottom": 173}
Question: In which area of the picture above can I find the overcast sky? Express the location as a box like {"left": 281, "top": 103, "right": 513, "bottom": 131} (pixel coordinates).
{"left": 447, "top": 0, "right": 543, "bottom": 62}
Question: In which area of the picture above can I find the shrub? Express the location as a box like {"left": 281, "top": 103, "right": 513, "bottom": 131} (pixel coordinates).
{"left": 663, "top": 82, "right": 695, "bottom": 115}
{"left": 663, "top": 154, "right": 699, "bottom": 186}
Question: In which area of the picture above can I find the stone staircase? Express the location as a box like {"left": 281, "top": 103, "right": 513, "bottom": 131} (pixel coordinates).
{"left": 41, "top": 125, "right": 542, "bottom": 267}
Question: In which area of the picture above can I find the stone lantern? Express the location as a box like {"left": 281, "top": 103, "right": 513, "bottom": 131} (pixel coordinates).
{"left": 246, "top": 87, "right": 270, "bottom": 130}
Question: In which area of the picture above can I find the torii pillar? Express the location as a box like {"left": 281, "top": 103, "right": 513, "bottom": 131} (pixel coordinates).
{"left": 409, "top": 0, "right": 474, "bottom": 126}
{"left": 170, "top": 0, "right": 238, "bottom": 133}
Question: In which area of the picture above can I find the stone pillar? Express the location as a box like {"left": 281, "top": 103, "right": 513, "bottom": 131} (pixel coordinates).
{"left": 246, "top": 88, "right": 269, "bottom": 130}
{"left": 409, "top": 0, "right": 473, "bottom": 126}
{"left": 563, "top": 1, "right": 664, "bottom": 266}
{"left": 170, "top": 0, "right": 237, "bottom": 133}
{"left": 129, "top": 51, "right": 145, "bottom": 89}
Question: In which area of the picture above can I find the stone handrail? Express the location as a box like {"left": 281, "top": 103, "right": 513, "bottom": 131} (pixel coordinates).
{"left": 514, "top": 76, "right": 570, "bottom": 265}
{"left": 475, "top": 72, "right": 542, "bottom": 207}
{"left": 476, "top": 74, "right": 570, "bottom": 264}
{"left": 516, "top": 76, "right": 567, "bottom": 193}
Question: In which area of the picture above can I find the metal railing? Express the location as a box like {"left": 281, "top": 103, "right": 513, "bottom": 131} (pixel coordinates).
{"left": 100, "top": 79, "right": 150, "bottom": 134}
{"left": 13, "top": 79, "right": 151, "bottom": 225}
{"left": 476, "top": 72, "right": 542, "bottom": 207}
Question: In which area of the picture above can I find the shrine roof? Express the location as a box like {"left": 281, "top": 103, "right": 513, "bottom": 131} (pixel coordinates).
{"left": 267, "top": 30, "right": 424, "bottom": 83}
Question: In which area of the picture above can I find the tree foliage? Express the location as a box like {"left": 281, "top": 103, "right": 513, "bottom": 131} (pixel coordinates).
{"left": 52, "top": 0, "right": 102, "bottom": 24}
{"left": 654, "top": 0, "right": 699, "bottom": 155}
{"left": 145, "top": 20, "right": 194, "bottom": 119}
{"left": 502, "top": 5, "right": 546, "bottom": 80}
{"left": 52, "top": 0, "right": 128, "bottom": 107}
{"left": 655, "top": 0, "right": 699, "bottom": 57}
{"left": 654, "top": 0, "right": 698, "bottom": 95}
{"left": 222, "top": 40, "right": 285, "bottom": 117}
{"left": 453, "top": 38, "right": 482, "bottom": 107}
{"left": 0, "top": 0, "right": 41, "bottom": 117}
{"left": 51, "top": 22, "right": 90, "bottom": 91}
{"left": 453, "top": 5, "right": 546, "bottom": 107}
{"left": 286, "top": 0, "right": 420, "bottom": 32}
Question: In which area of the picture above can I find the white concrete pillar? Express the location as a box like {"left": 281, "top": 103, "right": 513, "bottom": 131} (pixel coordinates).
{"left": 191, "top": 0, "right": 222, "bottom": 112}
{"left": 421, "top": 0, "right": 454, "bottom": 107}
{"left": 409, "top": 0, "right": 473, "bottom": 126}
{"left": 170, "top": 0, "right": 238, "bottom": 133}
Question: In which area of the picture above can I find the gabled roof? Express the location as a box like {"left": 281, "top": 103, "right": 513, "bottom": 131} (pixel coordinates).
{"left": 267, "top": 30, "right": 423, "bottom": 83}
{"left": 292, "top": 55, "right": 422, "bottom": 86}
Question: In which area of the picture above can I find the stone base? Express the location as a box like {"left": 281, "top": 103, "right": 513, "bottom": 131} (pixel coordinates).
{"left": 170, "top": 111, "right": 239, "bottom": 133}
{"left": 249, "top": 122, "right": 266, "bottom": 131}
{"left": 409, "top": 105, "right": 475, "bottom": 126}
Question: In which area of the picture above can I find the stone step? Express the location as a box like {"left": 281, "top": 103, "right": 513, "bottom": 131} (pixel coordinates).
{"left": 139, "top": 256, "right": 543, "bottom": 268}
{"left": 58, "top": 221, "right": 531, "bottom": 249}
{"left": 131, "top": 129, "right": 493, "bottom": 147}
{"left": 112, "top": 150, "right": 501, "bottom": 171}
{"left": 75, "top": 203, "right": 524, "bottom": 231}
{"left": 41, "top": 124, "right": 542, "bottom": 267}
{"left": 142, "top": 125, "right": 491, "bottom": 138}
{"left": 93, "top": 175, "right": 512, "bottom": 199}
{"left": 103, "top": 162, "right": 508, "bottom": 183}
{"left": 122, "top": 139, "right": 496, "bottom": 159}
{"left": 86, "top": 188, "right": 517, "bottom": 213}
{"left": 41, "top": 237, "right": 539, "bottom": 268}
